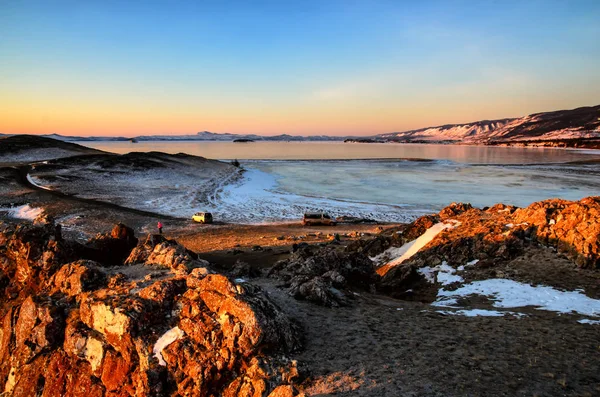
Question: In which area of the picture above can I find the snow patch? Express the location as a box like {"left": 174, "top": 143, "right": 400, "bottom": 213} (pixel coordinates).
{"left": 433, "top": 279, "right": 600, "bottom": 317}
{"left": 2, "top": 204, "right": 44, "bottom": 221}
{"left": 376, "top": 222, "right": 460, "bottom": 268}
{"left": 465, "top": 259, "right": 479, "bottom": 267}
{"left": 153, "top": 327, "right": 185, "bottom": 366}
{"left": 436, "top": 309, "right": 517, "bottom": 317}
{"left": 418, "top": 261, "right": 464, "bottom": 286}
{"left": 578, "top": 319, "right": 600, "bottom": 325}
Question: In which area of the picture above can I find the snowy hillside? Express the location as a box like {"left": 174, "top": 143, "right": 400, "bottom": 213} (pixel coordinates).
{"left": 377, "top": 119, "right": 515, "bottom": 142}
{"left": 378, "top": 105, "right": 600, "bottom": 144}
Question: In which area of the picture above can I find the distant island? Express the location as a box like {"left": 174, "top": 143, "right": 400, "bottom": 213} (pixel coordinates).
{"left": 344, "top": 138, "right": 384, "bottom": 143}
{"left": 1, "top": 104, "right": 598, "bottom": 149}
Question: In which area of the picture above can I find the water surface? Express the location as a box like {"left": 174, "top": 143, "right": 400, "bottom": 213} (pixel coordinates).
{"left": 81, "top": 141, "right": 600, "bottom": 221}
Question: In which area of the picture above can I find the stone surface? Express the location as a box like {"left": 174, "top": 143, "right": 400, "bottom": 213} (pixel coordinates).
{"left": 0, "top": 223, "right": 302, "bottom": 396}
{"left": 378, "top": 197, "right": 600, "bottom": 297}
{"left": 269, "top": 246, "right": 376, "bottom": 307}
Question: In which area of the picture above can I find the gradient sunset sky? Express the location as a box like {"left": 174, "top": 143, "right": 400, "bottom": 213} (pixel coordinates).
{"left": 1, "top": 0, "right": 599, "bottom": 137}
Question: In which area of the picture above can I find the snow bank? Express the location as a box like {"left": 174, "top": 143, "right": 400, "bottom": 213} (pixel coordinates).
{"left": 2, "top": 204, "right": 44, "bottom": 221}
{"left": 433, "top": 279, "right": 600, "bottom": 317}
{"left": 153, "top": 326, "right": 185, "bottom": 366}
{"left": 376, "top": 222, "right": 460, "bottom": 268}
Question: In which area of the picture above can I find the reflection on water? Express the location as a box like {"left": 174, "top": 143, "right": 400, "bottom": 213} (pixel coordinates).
{"left": 83, "top": 141, "right": 600, "bottom": 164}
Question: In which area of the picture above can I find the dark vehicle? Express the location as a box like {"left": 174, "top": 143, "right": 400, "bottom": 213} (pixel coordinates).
{"left": 302, "top": 212, "right": 337, "bottom": 226}
{"left": 192, "top": 212, "right": 213, "bottom": 224}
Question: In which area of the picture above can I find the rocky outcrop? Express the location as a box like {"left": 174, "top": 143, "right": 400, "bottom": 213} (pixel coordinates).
{"left": 512, "top": 197, "right": 600, "bottom": 268}
{"left": 0, "top": 223, "right": 303, "bottom": 396}
{"left": 377, "top": 197, "right": 600, "bottom": 297}
{"left": 125, "top": 233, "right": 210, "bottom": 275}
{"left": 51, "top": 260, "right": 107, "bottom": 297}
{"left": 269, "top": 246, "right": 376, "bottom": 307}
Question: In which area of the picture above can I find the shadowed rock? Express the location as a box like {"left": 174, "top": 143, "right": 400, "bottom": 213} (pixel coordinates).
{"left": 269, "top": 246, "right": 377, "bottom": 307}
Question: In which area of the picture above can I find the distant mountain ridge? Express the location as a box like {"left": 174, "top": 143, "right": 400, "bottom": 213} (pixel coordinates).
{"left": 376, "top": 105, "right": 600, "bottom": 144}
{"left": 1, "top": 104, "right": 598, "bottom": 146}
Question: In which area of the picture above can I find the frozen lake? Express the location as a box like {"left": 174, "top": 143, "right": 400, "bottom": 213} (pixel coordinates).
{"left": 84, "top": 141, "right": 599, "bottom": 163}
{"left": 81, "top": 141, "right": 600, "bottom": 222}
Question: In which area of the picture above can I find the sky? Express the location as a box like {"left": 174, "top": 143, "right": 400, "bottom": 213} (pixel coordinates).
{"left": 1, "top": 0, "right": 599, "bottom": 137}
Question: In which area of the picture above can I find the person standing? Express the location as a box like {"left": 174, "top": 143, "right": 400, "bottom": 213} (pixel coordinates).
{"left": 157, "top": 221, "right": 163, "bottom": 234}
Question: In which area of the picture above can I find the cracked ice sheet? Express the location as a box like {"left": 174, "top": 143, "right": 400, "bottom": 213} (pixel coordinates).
{"left": 209, "top": 167, "right": 426, "bottom": 224}
{"left": 433, "top": 279, "right": 600, "bottom": 317}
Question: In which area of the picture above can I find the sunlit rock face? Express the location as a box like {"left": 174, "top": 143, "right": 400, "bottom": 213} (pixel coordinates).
{"left": 372, "top": 196, "right": 600, "bottom": 298}
{"left": 0, "top": 223, "right": 303, "bottom": 396}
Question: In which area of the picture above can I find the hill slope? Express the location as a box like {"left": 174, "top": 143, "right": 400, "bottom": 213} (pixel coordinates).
{"left": 0, "top": 135, "right": 105, "bottom": 163}
{"left": 377, "top": 105, "right": 600, "bottom": 144}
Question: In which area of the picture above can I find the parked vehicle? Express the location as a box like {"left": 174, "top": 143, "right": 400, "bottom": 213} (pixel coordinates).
{"left": 192, "top": 212, "right": 213, "bottom": 224}
{"left": 302, "top": 212, "right": 337, "bottom": 226}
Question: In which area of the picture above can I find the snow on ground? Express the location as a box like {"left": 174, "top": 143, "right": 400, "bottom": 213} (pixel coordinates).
{"left": 204, "top": 168, "right": 423, "bottom": 224}
{"left": 26, "top": 174, "right": 52, "bottom": 190}
{"left": 436, "top": 309, "right": 523, "bottom": 317}
{"left": 432, "top": 279, "right": 600, "bottom": 318}
{"left": 418, "top": 262, "right": 464, "bottom": 286}
{"left": 372, "top": 222, "right": 460, "bottom": 267}
{"left": 153, "top": 326, "right": 185, "bottom": 366}
{"left": 578, "top": 319, "right": 600, "bottom": 325}
{"left": 0, "top": 204, "right": 44, "bottom": 221}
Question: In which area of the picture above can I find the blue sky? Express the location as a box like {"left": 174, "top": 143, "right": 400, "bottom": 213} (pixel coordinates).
{"left": 1, "top": 0, "right": 599, "bottom": 136}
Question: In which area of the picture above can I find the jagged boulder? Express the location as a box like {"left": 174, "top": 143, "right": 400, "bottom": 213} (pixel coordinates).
{"left": 438, "top": 202, "right": 473, "bottom": 219}
{"left": 82, "top": 223, "right": 139, "bottom": 266}
{"left": 124, "top": 233, "right": 167, "bottom": 264}
{"left": 0, "top": 223, "right": 78, "bottom": 294}
{"left": 345, "top": 235, "right": 392, "bottom": 257}
{"left": 51, "top": 260, "right": 107, "bottom": 297}
{"left": 126, "top": 234, "right": 210, "bottom": 275}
